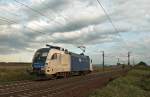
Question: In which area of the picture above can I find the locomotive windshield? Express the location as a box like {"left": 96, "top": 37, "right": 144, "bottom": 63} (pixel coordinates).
{"left": 32, "top": 48, "right": 49, "bottom": 68}
{"left": 33, "top": 51, "right": 48, "bottom": 62}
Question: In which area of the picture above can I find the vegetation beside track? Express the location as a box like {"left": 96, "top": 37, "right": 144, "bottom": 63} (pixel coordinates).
{"left": 0, "top": 63, "right": 36, "bottom": 84}
{"left": 0, "top": 63, "right": 130, "bottom": 84}
{"left": 88, "top": 65, "right": 150, "bottom": 97}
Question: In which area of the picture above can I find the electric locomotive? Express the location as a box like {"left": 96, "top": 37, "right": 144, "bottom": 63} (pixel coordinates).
{"left": 31, "top": 45, "right": 93, "bottom": 77}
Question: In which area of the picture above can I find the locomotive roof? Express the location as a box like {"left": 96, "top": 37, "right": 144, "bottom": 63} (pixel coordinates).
{"left": 37, "top": 48, "right": 50, "bottom": 52}
{"left": 46, "top": 45, "right": 62, "bottom": 50}
{"left": 37, "top": 46, "right": 89, "bottom": 58}
{"left": 69, "top": 52, "right": 89, "bottom": 58}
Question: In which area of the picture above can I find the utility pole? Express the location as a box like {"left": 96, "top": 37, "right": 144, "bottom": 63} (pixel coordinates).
{"left": 101, "top": 51, "right": 104, "bottom": 71}
{"left": 128, "top": 52, "right": 130, "bottom": 65}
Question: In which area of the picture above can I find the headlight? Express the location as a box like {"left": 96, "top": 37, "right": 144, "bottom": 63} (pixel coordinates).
{"left": 41, "top": 67, "right": 45, "bottom": 71}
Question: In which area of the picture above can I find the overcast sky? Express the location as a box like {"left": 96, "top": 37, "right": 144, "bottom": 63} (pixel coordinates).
{"left": 0, "top": 0, "right": 150, "bottom": 65}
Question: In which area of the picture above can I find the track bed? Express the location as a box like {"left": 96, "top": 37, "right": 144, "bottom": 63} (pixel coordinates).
{"left": 0, "top": 69, "right": 129, "bottom": 97}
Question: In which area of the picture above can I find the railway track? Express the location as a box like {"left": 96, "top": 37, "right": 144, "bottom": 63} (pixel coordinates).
{"left": 0, "top": 69, "right": 129, "bottom": 97}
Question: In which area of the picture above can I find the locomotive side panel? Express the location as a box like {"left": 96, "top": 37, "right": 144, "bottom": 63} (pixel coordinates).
{"left": 45, "top": 49, "right": 71, "bottom": 75}
{"left": 60, "top": 54, "right": 71, "bottom": 71}
{"left": 70, "top": 53, "right": 90, "bottom": 72}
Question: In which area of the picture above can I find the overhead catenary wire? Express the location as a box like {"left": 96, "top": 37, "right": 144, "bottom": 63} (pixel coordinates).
{"left": 39, "top": 0, "right": 70, "bottom": 22}
{"left": 1, "top": 0, "right": 148, "bottom": 64}
{"left": 0, "top": 7, "right": 52, "bottom": 35}
{"left": 0, "top": 16, "right": 50, "bottom": 46}
{"left": 0, "top": 18, "right": 16, "bottom": 24}
{"left": 2, "top": 0, "right": 133, "bottom": 47}
{"left": 0, "top": 17, "right": 16, "bottom": 22}
{"left": 96, "top": 0, "right": 139, "bottom": 65}
{"left": 96, "top": 0, "right": 119, "bottom": 34}
{"left": 0, "top": 16, "right": 47, "bottom": 34}
{"left": 10, "top": 0, "right": 68, "bottom": 39}
{"left": 96, "top": 0, "right": 129, "bottom": 46}
{"left": 0, "top": 0, "right": 65, "bottom": 45}
{"left": 14, "top": 0, "right": 46, "bottom": 17}
{"left": 13, "top": 0, "right": 63, "bottom": 26}
{"left": 96, "top": 0, "right": 133, "bottom": 65}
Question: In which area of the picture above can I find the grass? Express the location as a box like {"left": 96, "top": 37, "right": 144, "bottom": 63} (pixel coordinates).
{"left": 0, "top": 64, "right": 36, "bottom": 84}
{"left": 88, "top": 65, "right": 150, "bottom": 97}
{"left": 92, "top": 65, "right": 118, "bottom": 72}
{"left": 0, "top": 64, "right": 128, "bottom": 84}
{"left": 92, "top": 65, "right": 113, "bottom": 72}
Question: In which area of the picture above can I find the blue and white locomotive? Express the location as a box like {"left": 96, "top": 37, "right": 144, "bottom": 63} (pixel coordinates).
{"left": 32, "top": 45, "right": 93, "bottom": 77}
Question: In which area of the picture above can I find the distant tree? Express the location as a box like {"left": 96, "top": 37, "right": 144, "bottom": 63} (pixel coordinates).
{"left": 137, "top": 61, "right": 148, "bottom": 66}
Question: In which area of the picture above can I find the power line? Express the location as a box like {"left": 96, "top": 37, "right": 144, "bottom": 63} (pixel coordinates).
{"left": 40, "top": 0, "right": 69, "bottom": 22}
{"left": 0, "top": 6, "right": 51, "bottom": 35}
{"left": 0, "top": 12, "right": 54, "bottom": 44}
{"left": 13, "top": 0, "right": 63, "bottom": 26}
{"left": 0, "top": 16, "right": 46, "bottom": 34}
{"left": 96, "top": 0, "right": 134, "bottom": 66}
{"left": 0, "top": 17, "right": 48, "bottom": 51}
{"left": 0, "top": 17, "right": 53, "bottom": 38}
{"left": 96, "top": 0, "right": 129, "bottom": 46}
{"left": 12, "top": 0, "right": 67, "bottom": 39}
{"left": 14, "top": 0, "right": 47, "bottom": 17}
{"left": 0, "top": 17, "right": 18, "bottom": 25}
{"left": 96, "top": 0, "right": 119, "bottom": 34}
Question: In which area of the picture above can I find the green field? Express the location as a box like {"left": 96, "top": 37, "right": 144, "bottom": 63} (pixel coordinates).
{"left": 0, "top": 63, "right": 129, "bottom": 84}
{"left": 88, "top": 65, "right": 150, "bottom": 97}
{"left": 0, "top": 63, "right": 36, "bottom": 84}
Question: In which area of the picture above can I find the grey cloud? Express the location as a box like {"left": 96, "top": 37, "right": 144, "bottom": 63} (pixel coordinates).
{"left": 0, "top": 46, "right": 18, "bottom": 55}
{"left": 50, "top": 29, "right": 121, "bottom": 45}
{"left": 41, "top": 15, "right": 107, "bottom": 34}
{"left": 20, "top": 0, "right": 71, "bottom": 21}
{"left": 0, "top": 27, "right": 42, "bottom": 54}
{"left": 1, "top": 33, "right": 29, "bottom": 46}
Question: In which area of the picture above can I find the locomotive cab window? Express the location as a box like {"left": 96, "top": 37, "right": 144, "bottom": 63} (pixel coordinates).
{"left": 51, "top": 53, "right": 57, "bottom": 60}
{"left": 42, "top": 52, "right": 48, "bottom": 57}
